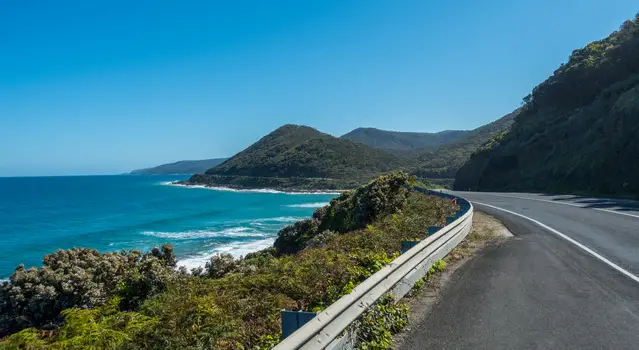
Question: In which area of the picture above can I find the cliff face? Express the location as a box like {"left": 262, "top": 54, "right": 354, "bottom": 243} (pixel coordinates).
{"left": 455, "top": 15, "right": 639, "bottom": 197}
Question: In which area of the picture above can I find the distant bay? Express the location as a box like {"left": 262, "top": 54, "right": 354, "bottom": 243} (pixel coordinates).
{"left": 0, "top": 175, "right": 337, "bottom": 278}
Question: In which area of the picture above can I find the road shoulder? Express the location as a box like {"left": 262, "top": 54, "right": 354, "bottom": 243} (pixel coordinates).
{"left": 392, "top": 211, "right": 512, "bottom": 349}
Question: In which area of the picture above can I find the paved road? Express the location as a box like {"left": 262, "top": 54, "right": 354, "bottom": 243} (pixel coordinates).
{"left": 399, "top": 192, "right": 639, "bottom": 350}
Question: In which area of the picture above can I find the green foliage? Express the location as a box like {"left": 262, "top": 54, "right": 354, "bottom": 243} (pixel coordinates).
{"left": 0, "top": 297, "right": 158, "bottom": 349}
{"left": 274, "top": 172, "right": 410, "bottom": 255}
{"left": 355, "top": 294, "right": 409, "bottom": 350}
{"left": 136, "top": 281, "right": 242, "bottom": 349}
{"left": 455, "top": 13, "right": 639, "bottom": 197}
{"left": 0, "top": 245, "right": 177, "bottom": 337}
{"left": 428, "top": 259, "right": 447, "bottom": 276}
{"left": 341, "top": 127, "right": 470, "bottom": 152}
{"left": 204, "top": 253, "right": 239, "bottom": 279}
{"left": 340, "top": 118, "right": 516, "bottom": 184}
{"left": 411, "top": 277, "right": 425, "bottom": 293}
{"left": 409, "top": 110, "right": 518, "bottom": 181}
{"left": 273, "top": 219, "right": 321, "bottom": 255}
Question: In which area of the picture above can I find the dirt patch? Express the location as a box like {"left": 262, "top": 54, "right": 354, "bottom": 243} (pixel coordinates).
{"left": 391, "top": 211, "right": 512, "bottom": 349}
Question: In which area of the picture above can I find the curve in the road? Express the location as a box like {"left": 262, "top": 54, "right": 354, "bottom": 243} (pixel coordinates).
{"left": 399, "top": 192, "right": 639, "bottom": 350}
{"left": 473, "top": 201, "right": 639, "bottom": 284}
{"left": 472, "top": 192, "right": 639, "bottom": 219}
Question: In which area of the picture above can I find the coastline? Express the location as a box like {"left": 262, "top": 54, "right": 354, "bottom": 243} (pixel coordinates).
{"left": 169, "top": 174, "right": 352, "bottom": 194}
{"left": 166, "top": 181, "right": 345, "bottom": 195}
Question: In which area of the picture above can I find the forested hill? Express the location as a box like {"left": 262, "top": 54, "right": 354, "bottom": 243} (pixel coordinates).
{"left": 339, "top": 114, "right": 516, "bottom": 183}
{"left": 340, "top": 128, "right": 468, "bottom": 152}
{"left": 130, "top": 158, "right": 227, "bottom": 175}
{"left": 455, "top": 14, "right": 639, "bottom": 197}
{"left": 184, "top": 124, "right": 417, "bottom": 190}
{"left": 410, "top": 111, "right": 517, "bottom": 179}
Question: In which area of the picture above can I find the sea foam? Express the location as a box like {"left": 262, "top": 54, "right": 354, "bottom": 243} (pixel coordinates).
{"left": 286, "top": 202, "right": 329, "bottom": 208}
{"left": 163, "top": 181, "right": 341, "bottom": 195}
{"left": 176, "top": 238, "right": 275, "bottom": 271}
{"left": 141, "top": 227, "right": 266, "bottom": 240}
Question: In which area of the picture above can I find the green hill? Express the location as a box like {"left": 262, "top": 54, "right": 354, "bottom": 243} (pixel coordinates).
{"left": 410, "top": 111, "right": 518, "bottom": 179}
{"left": 130, "top": 158, "right": 227, "bottom": 175}
{"left": 340, "top": 127, "right": 469, "bottom": 152}
{"left": 185, "top": 124, "right": 416, "bottom": 190}
{"left": 455, "top": 14, "right": 639, "bottom": 197}
{"left": 338, "top": 114, "right": 516, "bottom": 186}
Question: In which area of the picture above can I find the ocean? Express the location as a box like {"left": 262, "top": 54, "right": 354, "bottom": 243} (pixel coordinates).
{"left": 0, "top": 175, "right": 337, "bottom": 279}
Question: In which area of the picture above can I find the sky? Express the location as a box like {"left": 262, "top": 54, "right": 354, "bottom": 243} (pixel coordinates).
{"left": 1, "top": 0, "right": 637, "bottom": 176}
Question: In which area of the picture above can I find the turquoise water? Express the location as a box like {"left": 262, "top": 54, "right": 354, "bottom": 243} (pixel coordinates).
{"left": 0, "top": 175, "right": 337, "bottom": 278}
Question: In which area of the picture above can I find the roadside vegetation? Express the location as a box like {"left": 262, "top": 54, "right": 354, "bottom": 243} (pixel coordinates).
{"left": 455, "top": 13, "right": 639, "bottom": 198}
{"left": 0, "top": 172, "right": 456, "bottom": 349}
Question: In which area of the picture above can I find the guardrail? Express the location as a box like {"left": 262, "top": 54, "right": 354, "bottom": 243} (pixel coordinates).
{"left": 274, "top": 188, "right": 473, "bottom": 349}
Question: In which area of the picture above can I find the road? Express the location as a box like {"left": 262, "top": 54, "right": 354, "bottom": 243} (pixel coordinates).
{"left": 399, "top": 192, "right": 639, "bottom": 350}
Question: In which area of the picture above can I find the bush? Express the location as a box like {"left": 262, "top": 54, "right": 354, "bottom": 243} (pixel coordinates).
{"left": 355, "top": 294, "right": 409, "bottom": 350}
{"left": 273, "top": 218, "right": 320, "bottom": 255}
{"left": 0, "top": 245, "right": 177, "bottom": 337}
{"left": 274, "top": 172, "right": 410, "bottom": 255}
{"left": 204, "top": 253, "right": 238, "bottom": 279}
{"left": 0, "top": 297, "right": 158, "bottom": 349}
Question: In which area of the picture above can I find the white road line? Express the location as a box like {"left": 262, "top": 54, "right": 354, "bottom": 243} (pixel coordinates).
{"left": 470, "top": 192, "right": 639, "bottom": 219}
{"left": 472, "top": 201, "right": 639, "bottom": 284}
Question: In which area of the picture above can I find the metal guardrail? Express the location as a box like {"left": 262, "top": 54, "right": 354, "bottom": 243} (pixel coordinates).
{"left": 274, "top": 188, "right": 473, "bottom": 350}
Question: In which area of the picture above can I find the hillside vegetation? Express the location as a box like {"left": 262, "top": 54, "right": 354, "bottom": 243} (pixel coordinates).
{"left": 410, "top": 111, "right": 518, "bottom": 179}
{"left": 340, "top": 115, "right": 516, "bottom": 184}
{"left": 341, "top": 128, "right": 469, "bottom": 152}
{"left": 131, "top": 158, "right": 227, "bottom": 175}
{"left": 455, "top": 14, "right": 639, "bottom": 197}
{"left": 185, "top": 125, "right": 417, "bottom": 190}
{"left": 0, "top": 173, "right": 456, "bottom": 349}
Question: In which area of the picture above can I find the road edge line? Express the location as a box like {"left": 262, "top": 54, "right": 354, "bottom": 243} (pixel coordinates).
{"left": 472, "top": 201, "right": 639, "bottom": 284}
{"left": 469, "top": 193, "right": 639, "bottom": 219}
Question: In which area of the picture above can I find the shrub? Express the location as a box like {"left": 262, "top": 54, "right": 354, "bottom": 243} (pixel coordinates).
{"left": 0, "top": 245, "right": 177, "bottom": 337}
{"left": 0, "top": 297, "right": 158, "bottom": 349}
{"left": 204, "top": 253, "right": 239, "bottom": 279}
{"left": 355, "top": 294, "right": 409, "bottom": 350}
{"left": 274, "top": 171, "right": 410, "bottom": 255}
{"left": 273, "top": 218, "right": 320, "bottom": 255}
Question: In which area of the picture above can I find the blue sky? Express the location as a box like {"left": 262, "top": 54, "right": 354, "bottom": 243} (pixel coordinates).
{"left": 1, "top": 0, "right": 637, "bottom": 176}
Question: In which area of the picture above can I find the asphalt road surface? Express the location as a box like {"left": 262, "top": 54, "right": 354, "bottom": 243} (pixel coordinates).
{"left": 399, "top": 192, "right": 639, "bottom": 350}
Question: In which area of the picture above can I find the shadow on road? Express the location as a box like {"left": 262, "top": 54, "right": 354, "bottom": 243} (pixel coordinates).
{"left": 537, "top": 194, "right": 639, "bottom": 213}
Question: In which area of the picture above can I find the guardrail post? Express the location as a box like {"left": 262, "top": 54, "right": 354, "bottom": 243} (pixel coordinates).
{"left": 400, "top": 240, "right": 420, "bottom": 254}
{"left": 427, "top": 226, "right": 441, "bottom": 236}
{"left": 281, "top": 310, "right": 317, "bottom": 340}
